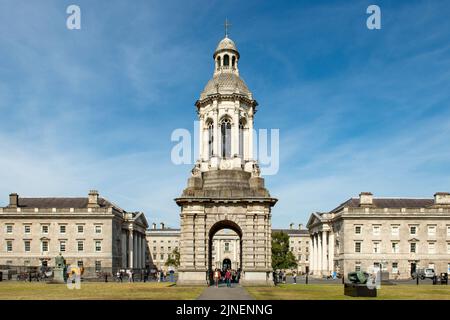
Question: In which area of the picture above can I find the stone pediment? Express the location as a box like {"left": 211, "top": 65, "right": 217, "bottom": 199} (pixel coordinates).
{"left": 306, "top": 212, "right": 322, "bottom": 228}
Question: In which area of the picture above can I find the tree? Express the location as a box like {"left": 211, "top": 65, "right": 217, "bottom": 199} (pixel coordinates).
{"left": 165, "top": 247, "right": 180, "bottom": 268}
{"left": 272, "top": 231, "right": 297, "bottom": 270}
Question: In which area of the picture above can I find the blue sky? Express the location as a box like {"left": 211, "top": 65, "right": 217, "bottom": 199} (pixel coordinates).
{"left": 0, "top": 0, "right": 449, "bottom": 228}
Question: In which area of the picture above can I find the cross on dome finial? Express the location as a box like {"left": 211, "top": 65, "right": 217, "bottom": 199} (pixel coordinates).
{"left": 224, "top": 18, "right": 231, "bottom": 38}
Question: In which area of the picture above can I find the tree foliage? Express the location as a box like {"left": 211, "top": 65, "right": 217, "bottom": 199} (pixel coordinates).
{"left": 272, "top": 231, "right": 298, "bottom": 270}
{"left": 165, "top": 247, "right": 180, "bottom": 267}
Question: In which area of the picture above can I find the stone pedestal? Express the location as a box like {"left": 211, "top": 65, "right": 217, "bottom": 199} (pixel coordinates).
{"left": 344, "top": 283, "right": 377, "bottom": 297}
{"left": 52, "top": 267, "right": 66, "bottom": 284}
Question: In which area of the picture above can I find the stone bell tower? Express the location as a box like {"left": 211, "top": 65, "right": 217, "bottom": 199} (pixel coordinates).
{"left": 176, "top": 27, "right": 277, "bottom": 286}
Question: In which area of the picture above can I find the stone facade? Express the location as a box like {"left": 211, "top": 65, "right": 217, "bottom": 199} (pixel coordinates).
{"left": 146, "top": 223, "right": 180, "bottom": 270}
{"left": 0, "top": 191, "right": 148, "bottom": 275}
{"left": 307, "top": 192, "right": 450, "bottom": 279}
{"left": 175, "top": 34, "right": 277, "bottom": 286}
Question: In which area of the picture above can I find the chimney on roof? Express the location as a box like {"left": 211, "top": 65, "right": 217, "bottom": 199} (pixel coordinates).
{"left": 434, "top": 192, "right": 450, "bottom": 206}
{"left": 299, "top": 223, "right": 303, "bottom": 230}
{"left": 88, "top": 190, "right": 99, "bottom": 208}
{"left": 9, "top": 193, "right": 18, "bottom": 208}
{"left": 152, "top": 223, "right": 156, "bottom": 230}
{"left": 359, "top": 192, "right": 373, "bottom": 206}
{"left": 289, "top": 223, "right": 294, "bottom": 230}
{"left": 160, "top": 222, "right": 165, "bottom": 230}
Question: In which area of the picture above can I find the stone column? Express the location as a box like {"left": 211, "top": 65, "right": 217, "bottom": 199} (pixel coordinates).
{"left": 128, "top": 227, "right": 134, "bottom": 269}
{"left": 309, "top": 235, "right": 314, "bottom": 274}
{"left": 317, "top": 232, "right": 322, "bottom": 276}
{"left": 231, "top": 106, "right": 239, "bottom": 156}
{"left": 322, "top": 231, "right": 328, "bottom": 275}
{"left": 328, "top": 232, "right": 334, "bottom": 273}
{"left": 248, "top": 116, "right": 254, "bottom": 160}
{"left": 213, "top": 107, "right": 219, "bottom": 157}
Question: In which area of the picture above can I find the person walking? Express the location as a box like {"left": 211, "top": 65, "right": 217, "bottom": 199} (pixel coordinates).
{"left": 225, "top": 269, "right": 232, "bottom": 288}
{"left": 213, "top": 269, "right": 221, "bottom": 287}
{"left": 292, "top": 270, "right": 297, "bottom": 284}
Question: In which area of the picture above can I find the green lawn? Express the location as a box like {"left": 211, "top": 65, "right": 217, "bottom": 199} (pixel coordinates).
{"left": 0, "top": 282, "right": 203, "bottom": 300}
{"left": 245, "top": 284, "right": 450, "bottom": 300}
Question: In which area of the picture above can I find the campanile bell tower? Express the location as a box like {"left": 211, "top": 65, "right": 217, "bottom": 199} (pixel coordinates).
{"left": 176, "top": 24, "right": 277, "bottom": 286}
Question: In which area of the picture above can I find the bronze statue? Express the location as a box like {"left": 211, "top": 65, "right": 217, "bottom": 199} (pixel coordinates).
{"left": 55, "top": 253, "right": 65, "bottom": 268}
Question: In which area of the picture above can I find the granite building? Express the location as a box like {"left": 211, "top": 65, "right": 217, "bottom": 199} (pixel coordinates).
{"left": 307, "top": 192, "right": 450, "bottom": 279}
{"left": 0, "top": 190, "right": 148, "bottom": 275}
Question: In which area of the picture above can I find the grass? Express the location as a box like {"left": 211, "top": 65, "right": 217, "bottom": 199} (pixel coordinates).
{"left": 0, "top": 282, "right": 203, "bottom": 300}
{"left": 245, "top": 284, "right": 450, "bottom": 300}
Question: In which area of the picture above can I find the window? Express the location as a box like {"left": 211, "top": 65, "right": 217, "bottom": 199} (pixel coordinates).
{"left": 447, "top": 226, "right": 450, "bottom": 237}
{"left": 60, "top": 241, "right": 66, "bottom": 252}
{"left": 95, "top": 261, "right": 101, "bottom": 272}
{"left": 373, "top": 225, "right": 381, "bottom": 236}
{"left": 153, "top": 246, "right": 157, "bottom": 251}
{"left": 225, "top": 242, "right": 230, "bottom": 252}
{"left": 77, "top": 225, "right": 84, "bottom": 233}
{"left": 392, "top": 242, "right": 399, "bottom": 253}
{"left": 24, "top": 225, "right": 31, "bottom": 234}
{"left": 95, "top": 225, "right": 102, "bottom": 234}
{"left": 447, "top": 242, "right": 450, "bottom": 254}
{"left": 391, "top": 225, "right": 399, "bottom": 236}
{"left": 77, "top": 241, "right": 84, "bottom": 252}
{"left": 160, "top": 246, "right": 164, "bottom": 251}
{"left": 373, "top": 242, "right": 381, "bottom": 253}
{"left": 95, "top": 241, "right": 102, "bottom": 252}
{"left": 221, "top": 119, "right": 232, "bottom": 158}
{"left": 168, "top": 247, "right": 171, "bottom": 252}
{"left": 217, "top": 56, "right": 221, "bottom": 69}
{"left": 428, "top": 242, "right": 435, "bottom": 254}
{"left": 354, "top": 242, "right": 362, "bottom": 253}
{"left": 24, "top": 241, "right": 30, "bottom": 252}
{"left": 6, "top": 241, "right": 13, "bottom": 252}
{"left": 41, "top": 241, "right": 49, "bottom": 252}
{"left": 232, "top": 56, "right": 236, "bottom": 67}
{"left": 305, "top": 255, "right": 309, "bottom": 262}
{"left": 160, "top": 254, "right": 164, "bottom": 260}
{"left": 42, "top": 225, "right": 49, "bottom": 234}
{"left": 410, "top": 226, "right": 417, "bottom": 235}
{"left": 355, "top": 263, "right": 361, "bottom": 272}
{"left": 428, "top": 225, "right": 436, "bottom": 236}
{"left": 392, "top": 262, "right": 398, "bottom": 273}
{"left": 59, "top": 225, "right": 66, "bottom": 234}
{"left": 290, "top": 247, "right": 294, "bottom": 252}
{"left": 153, "top": 254, "right": 156, "bottom": 260}
{"left": 208, "top": 122, "right": 214, "bottom": 158}
{"left": 410, "top": 242, "right": 417, "bottom": 253}
{"left": 6, "top": 225, "right": 13, "bottom": 234}
{"left": 355, "top": 226, "right": 362, "bottom": 234}
{"left": 223, "top": 54, "right": 229, "bottom": 67}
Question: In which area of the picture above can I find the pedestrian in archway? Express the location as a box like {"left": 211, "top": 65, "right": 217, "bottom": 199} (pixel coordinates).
{"left": 214, "top": 268, "right": 221, "bottom": 287}
{"left": 225, "top": 269, "right": 232, "bottom": 288}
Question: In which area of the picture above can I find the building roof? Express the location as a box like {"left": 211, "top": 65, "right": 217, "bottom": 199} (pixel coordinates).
{"left": 272, "top": 229, "right": 309, "bottom": 235}
{"left": 330, "top": 198, "right": 435, "bottom": 213}
{"left": 199, "top": 72, "right": 252, "bottom": 100}
{"left": 10, "top": 197, "right": 115, "bottom": 209}
{"left": 215, "top": 36, "right": 238, "bottom": 54}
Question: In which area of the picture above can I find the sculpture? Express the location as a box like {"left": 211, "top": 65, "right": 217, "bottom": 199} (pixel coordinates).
{"left": 347, "top": 271, "right": 369, "bottom": 284}
{"left": 55, "top": 253, "right": 66, "bottom": 268}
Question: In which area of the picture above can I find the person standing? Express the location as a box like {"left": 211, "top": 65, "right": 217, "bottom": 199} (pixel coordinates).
{"left": 292, "top": 270, "right": 297, "bottom": 284}
{"left": 213, "top": 269, "right": 221, "bottom": 287}
{"left": 225, "top": 269, "right": 232, "bottom": 288}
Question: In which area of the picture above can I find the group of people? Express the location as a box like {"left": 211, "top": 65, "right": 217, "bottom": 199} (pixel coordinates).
{"left": 116, "top": 269, "right": 136, "bottom": 282}
{"left": 211, "top": 268, "right": 240, "bottom": 287}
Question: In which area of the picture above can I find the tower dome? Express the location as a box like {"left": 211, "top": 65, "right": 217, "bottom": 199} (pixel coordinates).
{"left": 214, "top": 36, "right": 240, "bottom": 59}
